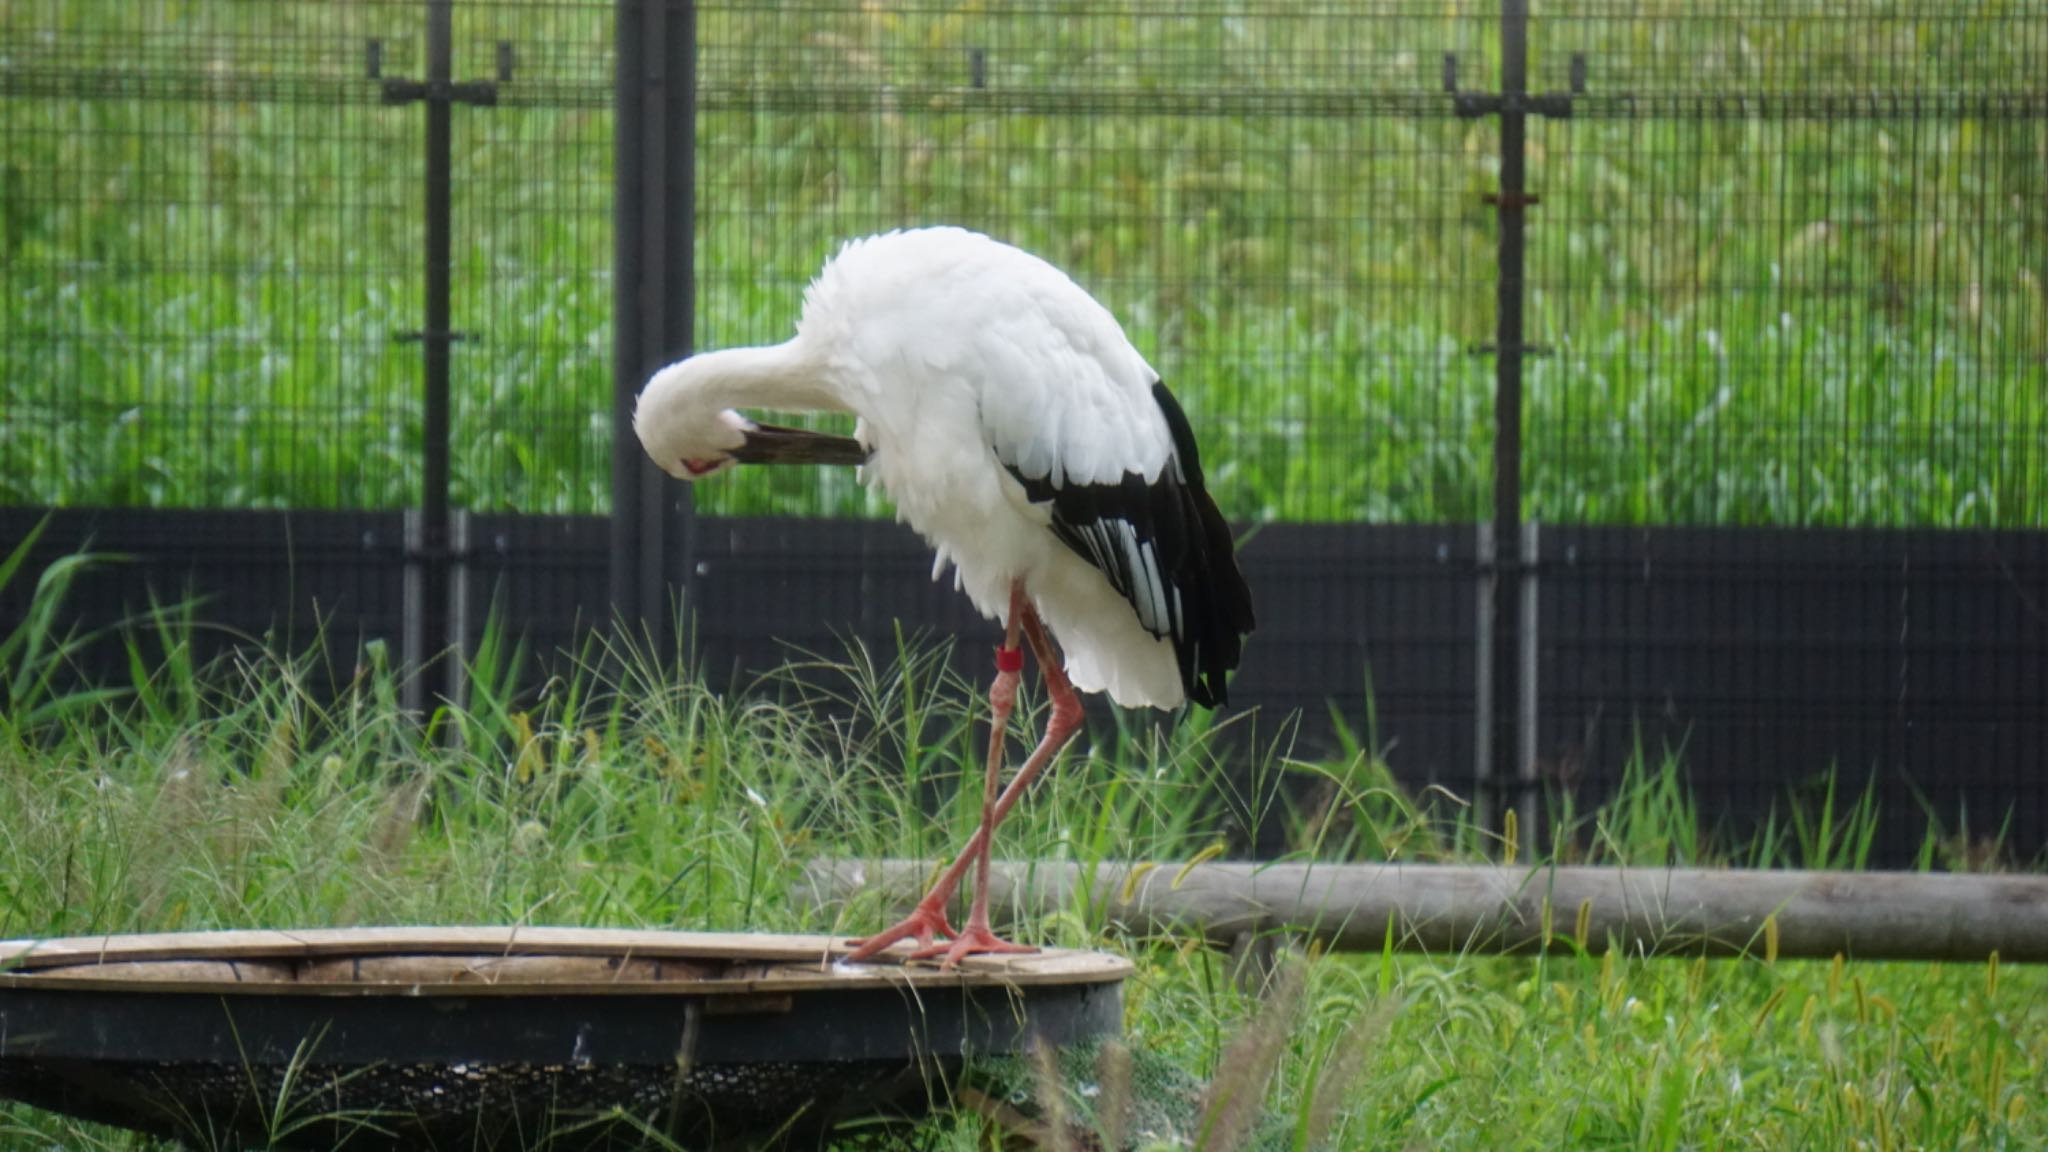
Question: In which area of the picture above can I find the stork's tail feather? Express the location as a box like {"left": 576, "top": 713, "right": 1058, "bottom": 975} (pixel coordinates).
{"left": 1174, "top": 487, "right": 1254, "bottom": 708}
{"left": 1152, "top": 383, "right": 1255, "bottom": 708}
{"left": 1012, "top": 381, "right": 1256, "bottom": 709}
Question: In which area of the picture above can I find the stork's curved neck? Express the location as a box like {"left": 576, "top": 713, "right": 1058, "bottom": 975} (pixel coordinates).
{"left": 665, "top": 340, "right": 848, "bottom": 415}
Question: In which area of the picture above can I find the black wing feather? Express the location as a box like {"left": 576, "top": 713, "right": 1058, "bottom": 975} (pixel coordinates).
{"left": 1006, "top": 381, "right": 1255, "bottom": 708}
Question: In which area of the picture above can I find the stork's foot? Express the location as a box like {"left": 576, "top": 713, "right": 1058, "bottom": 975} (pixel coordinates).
{"left": 911, "top": 922, "right": 1038, "bottom": 970}
{"left": 842, "top": 900, "right": 958, "bottom": 963}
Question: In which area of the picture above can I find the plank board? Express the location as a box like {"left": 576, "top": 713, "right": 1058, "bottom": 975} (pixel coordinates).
{"left": 0, "top": 927, "right": 1131, "bottom": 996}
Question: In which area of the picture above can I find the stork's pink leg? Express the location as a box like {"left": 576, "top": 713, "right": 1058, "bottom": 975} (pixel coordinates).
{"left": 912, "top": 602, "right": 1085, "bottom": 969}
{"left": 913, "top": 619, "right": 1038, "bottom": 965}
{"left": 842, "top": 583, "right": 1028, "bottom": 963}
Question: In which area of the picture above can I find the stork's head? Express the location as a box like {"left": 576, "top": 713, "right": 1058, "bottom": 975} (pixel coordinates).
{"left": 633, "top": 363, "right": 752, "bottom": 481}
{"left": 634, "top": 346, "right": 869, "bottom": 481}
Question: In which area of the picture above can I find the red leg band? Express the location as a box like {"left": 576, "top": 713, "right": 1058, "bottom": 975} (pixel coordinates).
{"left": 995, "top": 646, "right": 1024, "bottom": 673}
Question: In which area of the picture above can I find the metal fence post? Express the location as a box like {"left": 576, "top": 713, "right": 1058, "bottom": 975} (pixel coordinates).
{"left": 1486, "top": 0, "right": 1532, "bottom": 847}
{"left": 402, "top": 507, "right": 425, "bottom": 709}
{"left": 388, "top": 0, "right": 497, "bottom": 715}
{"left": 422, "top": 0, "right": 453, "bottom": 712}
{"left": 449, "top": 508, "right": 472, "bottom": 714}
{"left": 1452, "top": 0, "right": 1574, "bottom": 847}
{"left": 1473, "top": 521, "right": 1496, "bottom": 831}
{"left": 1518, "top": 519, "right": 1541, "bottom": 846}
{"left": 610, "top": 0, "right": 647, "bottom": 647}
{"left": 386, "top": 0, "right": 459, "bottom": 716}
{"left": 612, "top": 0, "right": 696, "bottom": 656}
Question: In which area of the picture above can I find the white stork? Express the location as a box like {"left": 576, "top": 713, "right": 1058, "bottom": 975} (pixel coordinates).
{"left": 634, "top": 226, "right": 1255, "bottom": 967}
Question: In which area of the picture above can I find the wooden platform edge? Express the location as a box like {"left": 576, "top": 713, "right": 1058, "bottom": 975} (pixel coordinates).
{"left": 0, "top": 926, "right": 1132, "bottom": 993}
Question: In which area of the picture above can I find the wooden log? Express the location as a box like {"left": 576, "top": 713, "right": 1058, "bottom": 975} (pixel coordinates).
{"left": 804, "top": 859, "right": 2048, "bottom": 963}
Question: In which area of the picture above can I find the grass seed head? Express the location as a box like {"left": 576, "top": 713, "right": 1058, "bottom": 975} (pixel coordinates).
{"left": 1095, "top": 1038, "right": 1134, "bottom": 1152}
{"left": 1198, "top": 953, "right": 1305, "bottom": 1152}
{"left": 1305, "top": 997, "right": 1395, "bottom": 1148}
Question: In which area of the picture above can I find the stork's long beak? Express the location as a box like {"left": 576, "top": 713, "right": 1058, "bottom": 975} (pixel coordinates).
{"left": 731, "top": 422, "right": 872, "bottom": 467}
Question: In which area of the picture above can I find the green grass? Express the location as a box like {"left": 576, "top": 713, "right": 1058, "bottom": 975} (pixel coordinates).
{"left": 2, "top": 545, "right": 2043, "bottom": 1150}
{"left": 3, "top": 1, "right": 2045, "bottom": 524}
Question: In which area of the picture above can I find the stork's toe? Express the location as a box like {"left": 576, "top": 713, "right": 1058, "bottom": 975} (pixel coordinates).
{"left": 911, "top": 924, "right": 1039, "bottom": 970}
{"left": 841, "top": 902, "right": 958, "bottom": 963}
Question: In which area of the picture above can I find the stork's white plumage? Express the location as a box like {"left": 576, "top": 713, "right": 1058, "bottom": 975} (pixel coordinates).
{"left": 635, "top": 227, "right": 1255, "bottom": 965}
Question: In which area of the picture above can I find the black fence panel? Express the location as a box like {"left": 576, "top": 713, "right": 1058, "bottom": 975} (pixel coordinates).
{"left": 1540, "top": 526, "right": 2048, "bottom": 864}
{"left": 689, "top": 517, "right": 987, "bottom": 691}
{"left": 11, "top": 507, "right": 2042, "bottom": 865}
{"left": 1230, "top": 525, "right": 1479, "bottom": 792}
{"left": 686, "top": 519, "right": 1480, "bottom": 791}
{"left": 1, "top": 507, "right": 1477, "bottom": 773}
{"left": 460, "top": 512, "right": 625, "bottom": 686}
{"left": 0, "top": 507, "right": 408, "bottom": 692}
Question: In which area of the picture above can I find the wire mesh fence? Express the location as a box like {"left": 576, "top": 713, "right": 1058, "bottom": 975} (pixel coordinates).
{"left": 1524, "top": 1, "right": 2048, "bottom": 527}
{"left": 0, "top": 0, "right": 614, "bottom": 512}
{"left": 691, "top": 2, "right": 1501, "bottom": 521}
{"left": 5, "top": 2, "right": 421, "bottom": 508}
{"left": 5, "top": 1, "right": 2044, "bottom": 527}
{"left": 445, "top": 3, "right": 614, "bottom": 513}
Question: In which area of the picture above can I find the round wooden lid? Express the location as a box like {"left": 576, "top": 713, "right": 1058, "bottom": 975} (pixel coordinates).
{"left": 0, "top": 925, "right": 1132, "bottom": 996}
